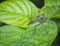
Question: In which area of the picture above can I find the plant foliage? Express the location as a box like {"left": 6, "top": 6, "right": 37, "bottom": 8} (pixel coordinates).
{"left": 0, "top": 0, "right": 60, "bottom": 46}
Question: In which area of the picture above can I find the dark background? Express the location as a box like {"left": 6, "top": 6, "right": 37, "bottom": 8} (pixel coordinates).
{"left": 0, "top": 0, "right": 60, "bottom": 46}
{"left": 0, "top": 0, "right": 5, "bottom": 3}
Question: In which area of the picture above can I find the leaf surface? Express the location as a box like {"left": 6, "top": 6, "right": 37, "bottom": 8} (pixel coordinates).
{"left": 40, "top": 0, "right": 60, "bottom": 19}
{"left": 0, "top": 20, "right": 58, "bottom": 46}
{"left": 0, "top": 0, "right": 39, "bottom": 28}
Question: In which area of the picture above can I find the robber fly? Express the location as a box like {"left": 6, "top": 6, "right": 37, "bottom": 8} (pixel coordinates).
{"left": 29, "top": 14, "right": 48, "bottom": 34}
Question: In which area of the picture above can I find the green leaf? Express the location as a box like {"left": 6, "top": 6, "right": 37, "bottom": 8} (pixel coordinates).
{"left": 0, "top": 0, "right": 39, "bottom": 28}
{"left": 0, "top": 0, "right": 39, "bottom": 19}
{"left": 40, "top": 0, "right": 60, "bottom": 19}
{"left": 0, "top": 20, "right": 58, "bottom": 46}
{"left": 45, "top": 0, "right": 60, "bottom": 6}
{"left": 51, "top": 11, "right": 60, "bottom": 19}
{"left": 0, "top": 12, "right": 30, "bottom": 28}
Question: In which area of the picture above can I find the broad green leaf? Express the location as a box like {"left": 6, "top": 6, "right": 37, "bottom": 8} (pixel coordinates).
{"left": 0, "top": 12, "right": 30, "bottom": 28}
{"left": 0, "top": 0, "right": 39, "bottom": 28}
{"left": 40, "top": 0, "right": 60, "bottom": 19}
{"left": 0, "top": 20, "right": 58, "bottom": 46}
{"left": 45, "top": 0, "right": 60, "bottom": 6}
{"left": 51, "top": 11, "right": 60, "bottom": 19}
{"left": 0, "top": 0, "right": 39, "bottom": 19}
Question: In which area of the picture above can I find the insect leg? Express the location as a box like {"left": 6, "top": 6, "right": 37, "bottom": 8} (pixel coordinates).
{"left": 32, "top": 23, "right": 40, "bottom": 34}
{"left": 39, "top": 21, "right": 48, "bottom": 34}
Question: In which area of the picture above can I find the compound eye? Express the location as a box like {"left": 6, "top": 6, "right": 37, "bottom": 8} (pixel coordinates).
{"left": 40, "top": 16, "right": 44, "bottom": 20}
{"left": 37, "top": 16, "right": 44, "bottom": 20}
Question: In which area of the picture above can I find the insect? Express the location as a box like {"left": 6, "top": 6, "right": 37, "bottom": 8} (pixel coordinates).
{"left": 29, "top": 14, "right": 48, "bottom": 34}
{"left": 29, "top": 14, "right": 46, "bottom": 24}
{"left": 29, "top": 14, "right": 50, "bottom": 45}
